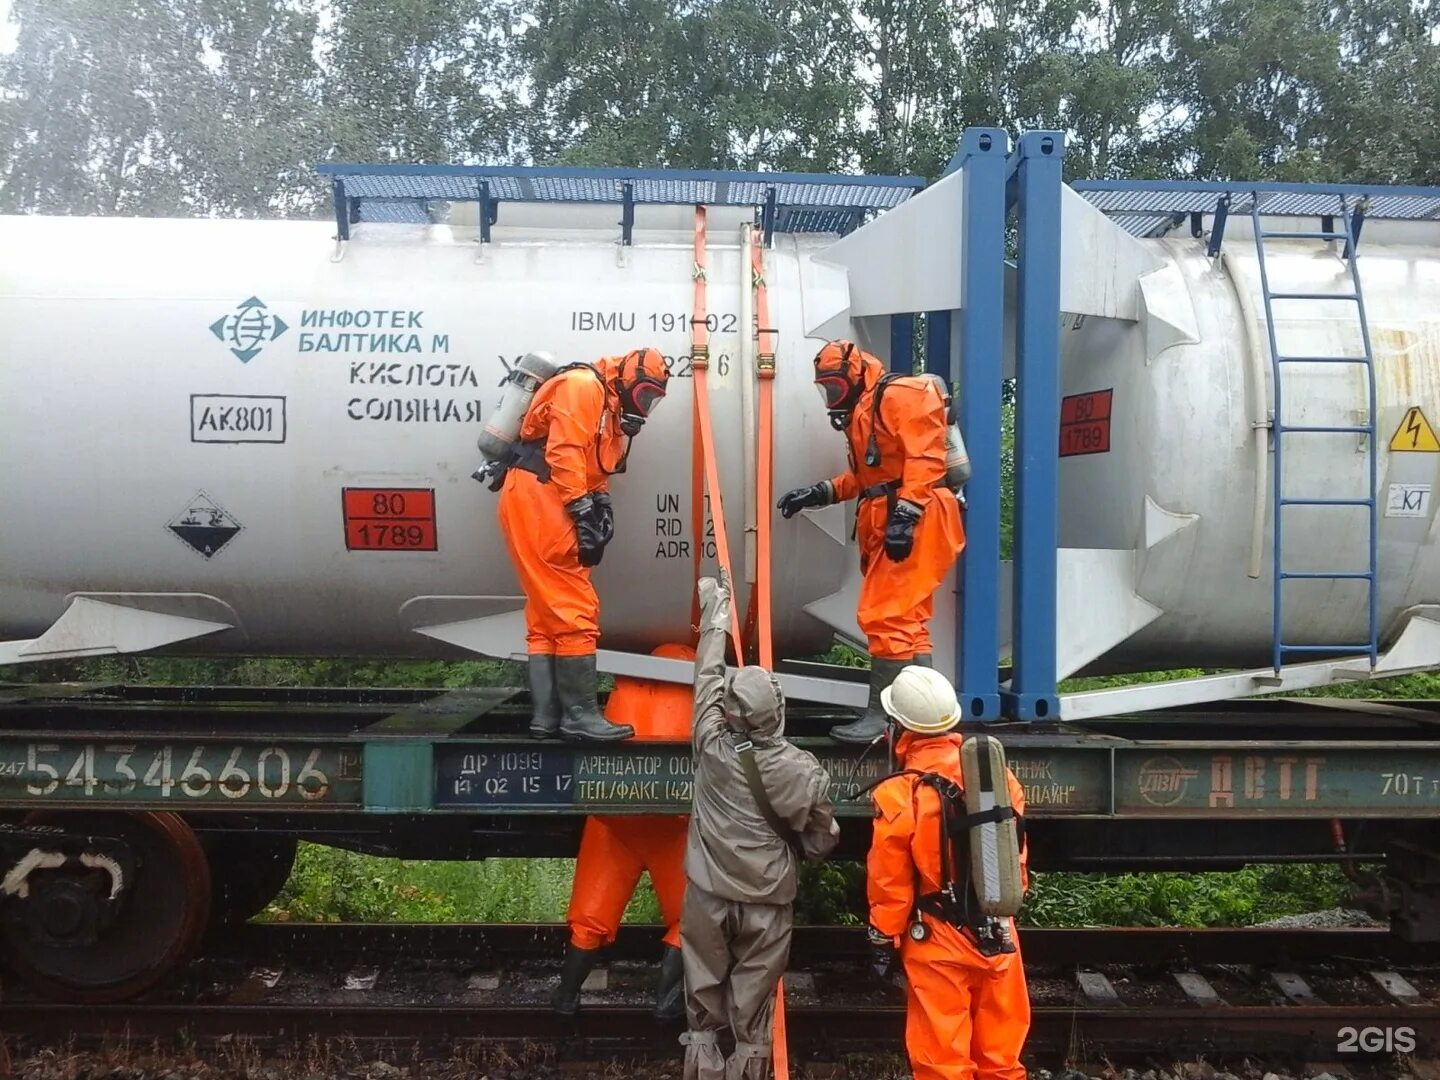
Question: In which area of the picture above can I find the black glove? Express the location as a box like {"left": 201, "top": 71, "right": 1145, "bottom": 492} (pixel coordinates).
{"left": 593, "top": 492, "right": 615, "bottom": 547}
{"left": 566, "top": 495, "right": 608, "bottom": 568}
{"left": 867, "top": 927, "right": 899, "bottom": 984}
{"left": 884, "top": 499, "right": 923, "bottom": 562}
{"left": 777, "top": 482, "right": 832, "bottom": 519}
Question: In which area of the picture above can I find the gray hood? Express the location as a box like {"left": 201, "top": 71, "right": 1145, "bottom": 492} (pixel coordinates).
{"left": 723, "top": 665, "right": 785, "bottom": 738}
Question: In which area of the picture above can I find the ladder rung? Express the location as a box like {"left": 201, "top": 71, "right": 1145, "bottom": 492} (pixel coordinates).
{"left": 1276, "top": 355, "right": 1372, "bottom": 364}
{"left": 1268, "top": 291, "right": 1360, "bottom": 302}
{"left": 1279, "top": 497, "right": 1372, "bottom": 507}
{"left": 1278, "top": 425, "right": 1372, "bottom": 435}
{"left": 1278, "top": 644, "right": 1376, "bottom": 655}
{"left": 1260, "top": 231, "right": 1348, "bottom": 241}
{"left": 1279, "top": 571, "right": 1374, "bottom": 580}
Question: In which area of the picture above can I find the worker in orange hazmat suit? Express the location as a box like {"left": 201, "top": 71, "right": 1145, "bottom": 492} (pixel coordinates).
{"left": 777, "top": 340, "right": 964, "bottom": 744}
{"left": 498, "top": 348, "right": 670, "bottom": 742}
{"left": 868, "top": 665, "right": 1030, "bottom": 1080}
{"left": 552, "top": 642, "right": 694, "bottom": 1021}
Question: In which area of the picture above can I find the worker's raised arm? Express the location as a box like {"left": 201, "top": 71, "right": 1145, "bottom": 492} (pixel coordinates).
{"left": 692, "top": 573, "right": 731, "bottom": 751}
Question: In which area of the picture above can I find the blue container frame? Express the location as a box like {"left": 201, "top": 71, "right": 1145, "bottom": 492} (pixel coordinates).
{"left": 317, "top": 134, "right": 1074, "bottom": 721}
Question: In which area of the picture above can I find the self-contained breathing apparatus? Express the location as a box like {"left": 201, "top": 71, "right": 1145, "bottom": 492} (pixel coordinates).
{"left": 472, "top": 356, "right": 659, "bottom": 489}
{"left": 856, "top": 732, "right": 1025, "bottom": 959}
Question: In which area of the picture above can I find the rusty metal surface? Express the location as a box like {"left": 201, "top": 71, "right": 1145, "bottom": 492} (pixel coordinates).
{"left": 208, "top": 923, "right": 1439, "bottom": 967}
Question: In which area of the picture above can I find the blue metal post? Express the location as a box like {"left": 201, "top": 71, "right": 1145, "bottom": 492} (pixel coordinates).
{"left": 1003, "top": 131, "right": 1065, "bottom": 721}
{"left": 954, "top": 128, "right": 1009, "bottom": 722}
{"left": 890, "top": 314, "right": 915, "bottom": 373}
{"left": 924, "top": 311, "right": 951, "bottom": 378}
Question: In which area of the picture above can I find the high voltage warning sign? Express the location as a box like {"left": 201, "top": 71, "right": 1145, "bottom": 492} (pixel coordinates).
{"left": 1390, "top": 406, "right": 1440, "bottom": 452}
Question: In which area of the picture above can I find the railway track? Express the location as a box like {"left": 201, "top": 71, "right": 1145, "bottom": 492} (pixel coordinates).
{"left": 4, "top": 926, "right": 1440, "bottom": 1061}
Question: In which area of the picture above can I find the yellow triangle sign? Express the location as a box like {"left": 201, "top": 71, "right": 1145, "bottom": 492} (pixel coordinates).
{"left": 1390, "top": 406, "right": 1440, "bottom": 452}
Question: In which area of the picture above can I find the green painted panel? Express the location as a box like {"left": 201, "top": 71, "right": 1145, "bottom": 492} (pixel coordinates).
{"left": 0, "top": 739, "right": 362, "bottom": 806}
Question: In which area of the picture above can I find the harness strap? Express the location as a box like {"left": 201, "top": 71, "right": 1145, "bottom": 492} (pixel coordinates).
{"left": 859, "top": 478, "right": 952, "bottom": 502}
{"left": 507, "top": 439, "right": 552, "bottom": 483}
{"left": 729, "top": 731, "right": 802, "bottom": 856}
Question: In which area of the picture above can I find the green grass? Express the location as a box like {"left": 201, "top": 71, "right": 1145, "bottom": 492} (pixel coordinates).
{"left": 263, "top": 843, "right": 1359, "bottom": 930}
{"left": 265, "top": 843, "right": 662, "bottom": 924}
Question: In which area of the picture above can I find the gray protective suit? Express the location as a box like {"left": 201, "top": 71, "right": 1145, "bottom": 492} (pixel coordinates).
{"left": 681, "top": 575, "right": 841, "bottom": 1080}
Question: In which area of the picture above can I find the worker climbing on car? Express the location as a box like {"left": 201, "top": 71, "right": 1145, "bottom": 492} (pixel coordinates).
{"left": 495, "top": 347, "right": 670, "bottom": 742}
{"left": 866, "top": 665, "right": 1030, "bottom": 1079}
{"left": 681, "top": 571, "right": 841, "bottom": 1080}
{"left": 777, "top": 339, "right": 965, "bottom": 744}
{"left": 551, "top": 642, "right": 694, "bottom": 1022}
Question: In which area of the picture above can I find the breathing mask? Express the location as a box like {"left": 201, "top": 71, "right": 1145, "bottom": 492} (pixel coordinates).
{"left": 813, "top": 341, "right": 864, "bottom": 429}
{"left": 615, "top": 347, "right": 669, "bottom": 436}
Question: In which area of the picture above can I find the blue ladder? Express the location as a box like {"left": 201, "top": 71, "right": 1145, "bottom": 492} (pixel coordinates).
{"left": 1251, "top": 196, "right": 1380, "bottom": 671}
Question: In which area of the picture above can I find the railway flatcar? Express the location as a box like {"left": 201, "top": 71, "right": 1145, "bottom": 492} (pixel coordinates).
{"left": 4, "top": 126, "right": 1440, "bottom": 1001}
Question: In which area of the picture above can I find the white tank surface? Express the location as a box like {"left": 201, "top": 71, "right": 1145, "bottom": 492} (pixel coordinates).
{"left": 0, "top": 208, "right": 886, "bottom": 682}
{"left": 1054, "top": 204, "right": 1440, "bottom": 676}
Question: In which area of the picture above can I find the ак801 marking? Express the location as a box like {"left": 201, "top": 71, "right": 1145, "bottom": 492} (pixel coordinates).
{"left": 20, "top": 744, "right": 334, "bottom": 802}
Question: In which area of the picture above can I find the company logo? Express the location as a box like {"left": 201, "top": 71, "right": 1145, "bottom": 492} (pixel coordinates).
{"left": 1338, "top": 1025, "right": 1415, "bottom": 1053}
{"left": 1136, "top": 756, "right": 1199, "bottom": 807}
{"left": 209, "top": 296, "right": 289, "bottom": 363}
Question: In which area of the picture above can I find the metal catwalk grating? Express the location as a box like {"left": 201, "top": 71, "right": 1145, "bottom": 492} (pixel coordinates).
{"left": 319, "top": 163, "right": 924, "bottom": 237}
{"left": 1074, "top": 179, "right": 1440, "bottom": 237}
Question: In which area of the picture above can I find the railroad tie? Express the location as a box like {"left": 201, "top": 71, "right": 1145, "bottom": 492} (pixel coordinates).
{"left": 1172, "top": 970, "right": 1223, "bottom": 1008}
{"left": 1269, "top": 970, "right": 1322, "bottom": 1005}
{"left": 1369, "top": 968, "right": 1425, "bottom": 1005}
{"left": 1075, "top": 969, "right": 1120, "bottom": 1004}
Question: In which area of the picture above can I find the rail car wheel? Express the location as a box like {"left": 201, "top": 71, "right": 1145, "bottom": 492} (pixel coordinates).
{"left": 1, "top": 811, "right": 211, "bottom": 1002}
{"left": 204, "top": 833, "right": 298, "bottom": 924}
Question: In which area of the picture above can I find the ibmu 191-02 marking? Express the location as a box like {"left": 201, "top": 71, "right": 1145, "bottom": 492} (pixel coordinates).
{"left": 0, "top": 742, "right": 362, "bottom": 805}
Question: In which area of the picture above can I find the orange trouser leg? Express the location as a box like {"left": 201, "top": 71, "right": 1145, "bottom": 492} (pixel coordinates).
{"left": 969, "top": 957, "right": 1030, "bottom": 1080}
{"left": 635, "top": 816, "right": 689, "bottom": 948}
{"left": 854, "top": 494, "right": 964, "bottom": 660}
{"left": 567, "top": 818, "right": 645, "bottom": 950}
{"left": 498, "top": 471, "right": 599, "bottom": 656}
{"left": 902, "top": 950, "right": 978, "bottom": 1080}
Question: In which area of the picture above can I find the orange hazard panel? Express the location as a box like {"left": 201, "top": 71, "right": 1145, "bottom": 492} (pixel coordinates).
{"left": 343, "top": 488, "right": 438, "bottom": 551}
{"left": 1059, "top": 389, "right": 1112, "bottom": 458}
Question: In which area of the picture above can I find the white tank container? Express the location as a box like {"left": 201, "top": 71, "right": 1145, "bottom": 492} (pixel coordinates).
{"left": 1058, "top": 215, "right": 1440, "bottom": 673}
{"left": 0, "top": 211, "right": 861, "bottom": 663}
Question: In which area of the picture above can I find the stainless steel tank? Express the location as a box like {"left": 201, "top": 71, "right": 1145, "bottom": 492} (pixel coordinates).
{"left": 0, "top": 209, "right": 862, "bottom": 665}
{"left": 1057, "top": 212, "right": 1440, "bottom": 674}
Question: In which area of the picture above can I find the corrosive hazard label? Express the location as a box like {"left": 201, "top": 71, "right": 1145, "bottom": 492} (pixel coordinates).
{"left": 1059, "top": 389, "right": 1113, "bottom": 457}
{"left": 343, "top": 488, "right": 438, "bottom": 551}
{"left": 1389, "top": 407, "right": 1440, "bottom": 452}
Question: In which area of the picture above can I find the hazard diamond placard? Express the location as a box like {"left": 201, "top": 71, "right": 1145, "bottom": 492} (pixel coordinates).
{"left": 1389, "top": 406, "right": 1440, "bottom": 452}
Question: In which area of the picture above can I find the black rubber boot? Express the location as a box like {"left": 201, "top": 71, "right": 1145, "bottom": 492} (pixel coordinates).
{"left": 653, "top": 943, "right": 685, "bottom": 1022}
{"left": 551, "top": 943, "right": 600, "bottom": 1016}
{"left": 830, "top": 658, "right": 910, "bottom": 744}
{"left": 527, "top": 654, "right": 562, "bottom": 739}
{"left": 555, "top": 654, "right": 634, "bottom": 742}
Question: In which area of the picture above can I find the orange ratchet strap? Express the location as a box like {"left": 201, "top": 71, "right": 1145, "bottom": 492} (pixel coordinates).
{"left": 690, "top": 206, "right": 744, "bottom": 660}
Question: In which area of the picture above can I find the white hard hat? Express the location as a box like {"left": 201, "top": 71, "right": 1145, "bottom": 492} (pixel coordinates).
{"left": 880, "top": 666, "right": 962, "bottom": 734}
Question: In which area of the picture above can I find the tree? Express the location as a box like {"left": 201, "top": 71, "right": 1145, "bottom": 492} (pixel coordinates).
{"left": 321, "top": 0, "right": 521, "bottom": 165}
{"left": 0, "top": 0, "right": 212, "bottom": 214}
{"left": 517, "top": 0, "right": 859, "bottom": 170}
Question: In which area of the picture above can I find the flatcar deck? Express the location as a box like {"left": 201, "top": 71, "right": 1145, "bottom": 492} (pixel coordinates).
{"left": 4, "top": 683, "right": 1440, "bottom": 822}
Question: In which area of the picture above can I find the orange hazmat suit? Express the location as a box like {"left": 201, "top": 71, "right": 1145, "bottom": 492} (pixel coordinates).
{"left": 566, "top": 644, "right": 693, "bottom": 951}
{"left": 868, "top": 731, "right": 1030, "bottom": 1080}
{"left": 498, "top": 354, "right": 653, "bottom": 656}
{"left": 824, "top": 348, "right": 964, "bottom": 660}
